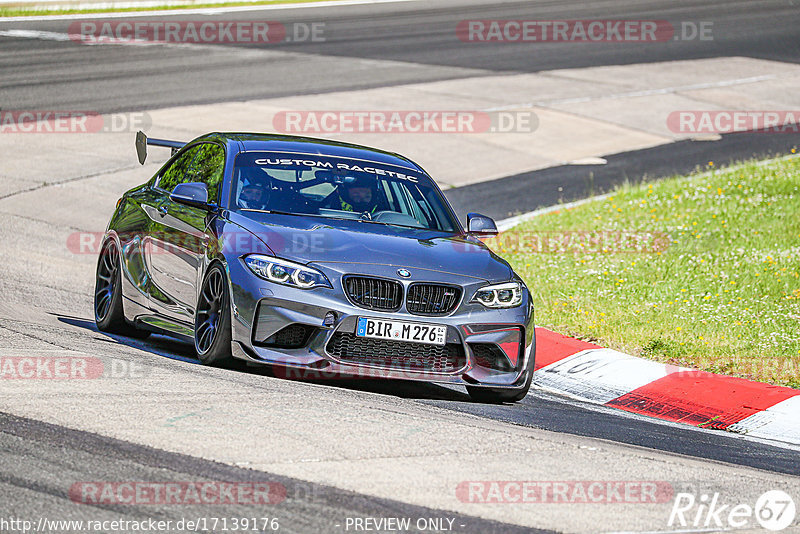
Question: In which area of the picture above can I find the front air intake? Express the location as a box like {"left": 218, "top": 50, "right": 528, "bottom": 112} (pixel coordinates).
{"left": 406, "top": 283, "right": 461, "bottom": 315}
{"left": 344, "top": 276, "right": 403, "bottom": 311}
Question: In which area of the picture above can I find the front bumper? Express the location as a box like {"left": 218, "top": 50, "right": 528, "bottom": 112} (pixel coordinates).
{"left": 227, "top": 259, "right": 535, "bottom": 389}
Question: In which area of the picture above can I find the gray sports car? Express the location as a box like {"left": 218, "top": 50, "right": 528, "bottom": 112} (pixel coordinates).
{"left": 95, "top": 132, "right": 535, "bottom": 402}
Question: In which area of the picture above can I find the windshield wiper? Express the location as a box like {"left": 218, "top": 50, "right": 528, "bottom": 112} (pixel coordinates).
{"left": 355, "top": 218, "right": 426, "bottom": 230}
{"left": 241, "top": 209, "right": 307, "bottom": 217}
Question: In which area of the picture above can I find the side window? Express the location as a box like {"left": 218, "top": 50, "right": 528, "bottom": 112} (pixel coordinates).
{"left": 186, "top": 143, "right": 225, "bottom": 203}
{"left": 157, "top": 146, "right": 201, "bottom": 193}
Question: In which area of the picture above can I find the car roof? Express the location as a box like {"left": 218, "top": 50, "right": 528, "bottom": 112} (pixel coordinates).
{"left": 195, "top": 132, "right": 425, "bottom": 173}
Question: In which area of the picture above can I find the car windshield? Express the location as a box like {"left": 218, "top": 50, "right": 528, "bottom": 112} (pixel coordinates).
{"left": 231, "top": 151, "right": 458, "bottom": 232}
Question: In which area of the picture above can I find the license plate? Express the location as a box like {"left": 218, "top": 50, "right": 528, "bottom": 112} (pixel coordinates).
{"left": 356, "top": 317, "right": 447, "bottom": 346}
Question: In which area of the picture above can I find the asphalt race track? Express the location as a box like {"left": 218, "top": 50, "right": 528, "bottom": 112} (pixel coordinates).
{"left": 0, "top": 0, "right": 799, "bottom": 111}
{"left": 1, "top": 1, "right": 799, "bottom": 533}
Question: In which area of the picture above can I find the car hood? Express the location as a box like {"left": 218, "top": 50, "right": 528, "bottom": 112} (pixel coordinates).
{"left": 228, "top": 212, "right": 513, "bottom": 282}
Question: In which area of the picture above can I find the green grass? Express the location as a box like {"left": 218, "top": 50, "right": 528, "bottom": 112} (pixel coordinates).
{"left": 0, "top": 0, "right": 335, "bottom": 17}
{"left": 491, "top": 152, "right": 800, "bottom": 388}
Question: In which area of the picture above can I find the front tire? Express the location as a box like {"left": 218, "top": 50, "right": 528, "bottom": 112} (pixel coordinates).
{"left": 94, "top": 240, "right": 150, "bottom": 339}
{"left": 194, "top": 264, "right": 233, "bottom": 365}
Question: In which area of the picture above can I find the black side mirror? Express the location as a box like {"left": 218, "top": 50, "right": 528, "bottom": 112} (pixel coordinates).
{"left": 466, "top": 212, "right": 498, "bottom": 237}
{"left": 170, "top": 182, "right": 213, "bottom": 210}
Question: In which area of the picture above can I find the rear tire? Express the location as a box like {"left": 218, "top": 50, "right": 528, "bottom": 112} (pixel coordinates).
{"left": 194, "top": 264, "right": 233, "bottom": 365}
{"left": 94, "top": 240, "right": 150, "bottom": 339}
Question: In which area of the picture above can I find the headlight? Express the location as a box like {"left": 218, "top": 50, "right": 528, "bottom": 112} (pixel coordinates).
{"left": 244, "top": 255, "right": 331, "bottom": 289}
{"left": 472, "top": 281, "right": 523, "bottom": 308}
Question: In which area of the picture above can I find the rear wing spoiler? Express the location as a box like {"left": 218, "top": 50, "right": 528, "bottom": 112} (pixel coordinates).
{"left": 135, "top": 130, "right": 186, "bottom": 165}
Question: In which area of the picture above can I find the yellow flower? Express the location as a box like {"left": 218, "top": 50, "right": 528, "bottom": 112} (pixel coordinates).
{"left": 708, "top": 161, "right": 714, "bottom": 167}
{"left": 676, "top": 326, "right": 682, "bottom": 331}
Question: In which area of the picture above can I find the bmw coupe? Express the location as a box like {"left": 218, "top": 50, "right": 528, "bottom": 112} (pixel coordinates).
{"left": 94, "top": 132, "right": 535, "bottom": 402}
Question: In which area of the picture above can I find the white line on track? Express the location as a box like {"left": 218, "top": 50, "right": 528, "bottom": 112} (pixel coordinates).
{"left": 0, "top": 28, "right": 73, "bottom": 39}
{"left": 0, "top": 27, "right": 218, "bottom": 48}
{"left": 0, "top": 0, "right": 418, "bottom": 22}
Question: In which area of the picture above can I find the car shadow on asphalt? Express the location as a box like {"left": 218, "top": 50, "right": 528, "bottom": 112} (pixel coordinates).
{"left": 55, "top": 314, "right": 200, "bottom": 363}
{"left": 54, "top": 314, "right": 471, "bottom": 402}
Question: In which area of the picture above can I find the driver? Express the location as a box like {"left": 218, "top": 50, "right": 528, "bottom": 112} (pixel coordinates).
{"left": 238, "top": 180, "right": 269, "bottom": 210}
{"left": 337, "top": 174, "right": 383, "bottom": 214}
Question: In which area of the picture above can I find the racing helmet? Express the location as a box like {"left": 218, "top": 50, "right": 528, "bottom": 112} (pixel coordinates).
{"left": 237, "top": 172, "right": 271, "bottom": 211}
{"left": 339, "top": 173, "right": 378, "bottom": 211}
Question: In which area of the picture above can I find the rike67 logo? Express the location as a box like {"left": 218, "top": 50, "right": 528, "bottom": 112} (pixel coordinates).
{"left": 669, "top": 490, "right": 796, "bottom": 531}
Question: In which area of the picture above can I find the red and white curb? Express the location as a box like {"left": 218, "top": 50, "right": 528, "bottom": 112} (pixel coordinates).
{"left": 532, "top": 328, "right": 800, "bottom": 446}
